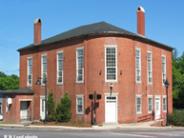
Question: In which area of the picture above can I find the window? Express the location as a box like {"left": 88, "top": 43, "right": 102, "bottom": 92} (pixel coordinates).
{"left": 41, "top": 54, "right": 47, "bottom": 85}
{"left": 6, "top": 97, "right": 11, "bottom": 112}
{"left": 163, "top": 96, "right": 167, "bottom": 112}
{"left": 147, "top": 51, "right": 152, "bottom": 84}
{"left": 0, "top": 102, "right": 2, "bottom": 114}
{"left": 105, "top": 46, "right": 117, "bottom": 82}
{"left": 76, "top": 48, "right": 84, "bottom": 83}
{"left": 162, "top": 55, "right": 166, "bottom": 84}
{"left": 76, "top": 95, "right": 84, "bottom": 114}
{"left": 27, "top": 57, "right": 33, "bottom": 87}
{"left": 136, "top": 48, "right": 141, "bottom": 83}
{"left": 148, "top": 96, "right": 153, "bottom": 113}
{"left": 136, "top": 95, "right": 142, "bottom": 114}
{"left": 57, "top": 51, "right": 64, "bottom": 84}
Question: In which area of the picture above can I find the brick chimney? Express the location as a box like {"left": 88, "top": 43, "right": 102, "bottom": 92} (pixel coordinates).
{"left": 137, "top": 6, "right": 145, "bottom": 36}
{"left": 34, "top": 18, "right": 41, "bottom": 45}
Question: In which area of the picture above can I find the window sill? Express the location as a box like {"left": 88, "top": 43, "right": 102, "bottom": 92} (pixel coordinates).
{"left": 56, "top": 83, "right": 63, "bottom": 86}
{"left": 76, "top": 113, "right": 84, "bottom": 115}
{"left": 136, "top": 112, "right": 142, "bottom": 115}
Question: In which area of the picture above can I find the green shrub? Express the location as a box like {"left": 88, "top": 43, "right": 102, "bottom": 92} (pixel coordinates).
{"left": 56, "top": 93, "right": 71, "bottom": 122}
{"left": 47, "top": 93, "right": 56, "bottom": 121}
{"left": 168, "top": 109, "right": 184, "bottom": 126}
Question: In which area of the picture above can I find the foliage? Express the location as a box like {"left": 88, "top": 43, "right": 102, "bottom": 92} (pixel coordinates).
{"left": 56, "top": 93, "right": 72, "bottom": 122}
{"left": 0, "top": 71, "right": 19, "bottom": 90}
{"left": 47, "top": 92, "right": 56, "bottom": 121}
{"left": 172, "top": 52, "right": 184, "bottom": 108}
{"left": 168, "top": 109, "right": 184, "bottom": 126}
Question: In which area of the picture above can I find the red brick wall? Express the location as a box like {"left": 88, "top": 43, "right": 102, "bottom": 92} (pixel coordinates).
{"left": 2, "top": 94, "right": 33, "bottom": 123}
{"left": 19, "top": 36, "right": 172, "bottom": 124}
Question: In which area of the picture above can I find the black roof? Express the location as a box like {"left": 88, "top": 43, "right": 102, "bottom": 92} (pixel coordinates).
{"left": 18, "top": 21, "right": 173, "bottom": 51}
{"left": 0, "top": 88, "right": 33, "bottom": 95}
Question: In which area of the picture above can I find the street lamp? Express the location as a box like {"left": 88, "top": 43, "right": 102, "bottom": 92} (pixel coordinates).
{"left": 36, "top": 77, "right": 48, "bottom": 124}
{"left": 164, "top": 79, "right": 169, "bottom": 126}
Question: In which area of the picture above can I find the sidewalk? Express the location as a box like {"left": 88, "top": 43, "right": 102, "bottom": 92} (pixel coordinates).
{"left": 0, "top": 122, "right": 179, "bottom": 131}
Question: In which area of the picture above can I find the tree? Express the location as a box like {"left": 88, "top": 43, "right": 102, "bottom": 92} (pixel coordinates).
{"left": 47, "top": 92, "right": 56, "bottom": 121}
{"left": 56, "top": 93, "right": 71, "bottom": 122}
{"left": 173, "top": 52, "right": 184, "bottom": 108}
{"left": 0, "top": 72, "right": 19, "bottom": 90}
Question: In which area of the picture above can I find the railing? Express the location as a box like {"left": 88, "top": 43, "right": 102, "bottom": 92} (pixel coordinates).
{"left": 137, "top": 113, "right": 153, "bottom": 122}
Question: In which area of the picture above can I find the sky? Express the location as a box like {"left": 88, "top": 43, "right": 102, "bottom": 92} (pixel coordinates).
{"left": 0, "top": 0, "right": 184, "bottom": 75}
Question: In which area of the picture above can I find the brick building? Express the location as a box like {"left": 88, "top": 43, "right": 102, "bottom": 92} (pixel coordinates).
{"left": 1, "top": 6, "right": 173, "bottom": 125}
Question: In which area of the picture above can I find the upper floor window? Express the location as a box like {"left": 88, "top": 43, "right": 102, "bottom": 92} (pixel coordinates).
{"left": 162, "top": 55, "right": 166, "bottom": 84}
{"left": 76, "top": 48, "right": 84, "bottom": 83}
{"left": 136, "top": 48, "right": 141, "bottom": 83}
{"left": 27, "top": 57, "right": 33, "bottom": 87}
{"left": 147, "top": 51, "right": 152, "bottom": 84}
{"left": 57, "top": 51, "right": 64, "bottom": 84}
{"left": 136, "top": 95, "right": 142, "bottom": 114}
{"left": 41, "top": 54, "right": 47, "bottom": 85}
{"left": 105, "top": 46, "right": 117, "bottom": 82}
{"left": 76, "top": 95, "right": 84, "bottom": 114}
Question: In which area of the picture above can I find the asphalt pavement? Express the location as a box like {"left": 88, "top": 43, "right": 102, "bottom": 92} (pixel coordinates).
{"left": 0, "top": 127, "right": 184, "bottom": 138}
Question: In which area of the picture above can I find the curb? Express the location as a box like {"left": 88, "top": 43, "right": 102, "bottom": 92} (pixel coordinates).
{"left": 0, "top": 124, "right": 183, "bottom": 131}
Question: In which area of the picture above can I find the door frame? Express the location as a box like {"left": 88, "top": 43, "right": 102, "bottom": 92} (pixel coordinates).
{"left": 19, "top": 99, "right": 32, "bottom": 121}
{"left": 154, "top": 95, "right": 161, "bottom": 120}
{"left": 104, "top": 93, "right": 118, "bottom": 124}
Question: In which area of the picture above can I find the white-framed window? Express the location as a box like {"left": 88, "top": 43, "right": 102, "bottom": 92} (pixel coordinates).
{"left": 148, "top": 95, "right": 153, "bottom": 113}
{"left": 76, "top": 47, "right": 84, "bottom": 83}
{"left": 136, "top": 95, "right": 142, "bottom": 114}
{"left": 147, "top": 51, "right": 152, "bottom": 84}
{"left": 0, "top": 101, "right": 2, "bottom": 115}
{"left": 163, "top": 96, "right": 167, "bottom": 112}
{"left": 105, "top": 45, "right": 117, "bottom": 82}
{"left": 57, "top": 51, "right": 64, "bottom": 84}
{"left": 135, "top": 48, "right": 141, "bottom": 83}
{"left": 27, "top": 57, "right": 33, "bottom": 87}
{"left": 162, "top": 55, "right": 166, "bottom": 85}
{"left": 76, "top": 95, "right": 84, "bottom": 114}
{"left": 41, "top": 54, "right": 47, "bottom": 85}
{"left": 6, "top": 97, "right": 11, "bottom": 112}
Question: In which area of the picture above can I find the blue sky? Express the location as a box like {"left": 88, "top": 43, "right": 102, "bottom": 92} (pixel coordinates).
{"left": 0, "top": 0, "right": 184, "bottom": 75}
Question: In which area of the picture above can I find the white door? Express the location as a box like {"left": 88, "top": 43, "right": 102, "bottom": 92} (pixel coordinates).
{"left": 105, "top": 96, "right": 117, "bottom": 123}
{"left": 40, "top": 96, "right": 45, "bottom": 120}
{"left": 20, "top": 101, "right": 29, "bottom": 120}
{"left": 155, "top": 96, "right": 161, "bottom": 120}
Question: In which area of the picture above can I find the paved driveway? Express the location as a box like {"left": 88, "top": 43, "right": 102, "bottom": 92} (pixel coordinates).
{"left": 0, "top": 127, "right": 184, "bottom": 138}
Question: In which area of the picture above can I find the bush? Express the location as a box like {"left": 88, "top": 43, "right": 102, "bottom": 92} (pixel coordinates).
{"left": 168, "top": 109, "right": 184, "bottom": 126}
{"left": 56, "top": 93, "right": 71, "bottom": 122}
{"left": 47, "top": 93, "right": 56, "bottom": 121}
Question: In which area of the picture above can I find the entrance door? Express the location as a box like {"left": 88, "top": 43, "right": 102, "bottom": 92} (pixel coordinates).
{"left": 155, "top": 96, "right": 161, "bottom": 120}
{"left": 105, "top": 96, "right": 117, "bottom": 123}
{"left": 20, "top": 101, "right": 29, "bottom": 120}
{"left": 40, "top": 96, "right": 45, "bottom": 120}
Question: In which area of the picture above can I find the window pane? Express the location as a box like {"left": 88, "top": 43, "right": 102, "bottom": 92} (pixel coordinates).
{"left": 76, "top": 48, "right": 84, "bottom": 82}
{"left": 136, "top": 49, "right": 141, "bottom": 82}
{"left": 42, "top": 55, "right": 47, "bottom": 84}
{"left": 77, "top": 96, "right": 83, "bottom": 114}
{"left": 57, "top": 52, "right": 63, "bottom": 83}
{"left": 27, "top": 58, "right": 32, "bottom": 86}
{"left": 106, "top": 47, "right": 116, "bottom": 81}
